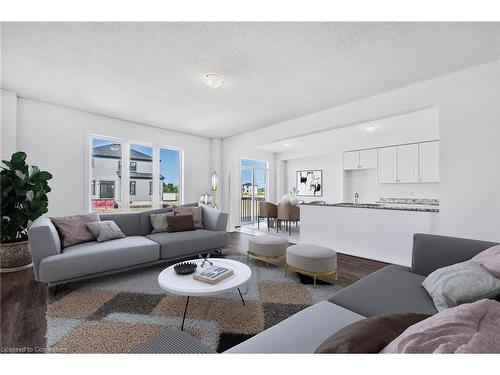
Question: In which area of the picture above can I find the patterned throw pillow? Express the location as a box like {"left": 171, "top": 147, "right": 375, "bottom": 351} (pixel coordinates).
{"left": 86, "top": 221, "right": 126, "bottom": 242}
{"left": 174, "top": 206, "right": 203, "bottom": 229}
{"left": 422, "top": 260, "right": 500, "bottom": 311}
{"left": 149, "top": 212, "right": 174, "bottom": 233}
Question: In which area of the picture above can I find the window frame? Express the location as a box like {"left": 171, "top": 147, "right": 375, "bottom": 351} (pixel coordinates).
{"left": 87, "top": 134, "right": 184, "bottom": 213}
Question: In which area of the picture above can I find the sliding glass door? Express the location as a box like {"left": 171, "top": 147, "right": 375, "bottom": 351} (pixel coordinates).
{"left": 240, "top": 159, "right": 268, "bottom": 224}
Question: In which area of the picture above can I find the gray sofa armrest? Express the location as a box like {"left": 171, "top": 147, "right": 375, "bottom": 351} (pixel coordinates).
{"left": 27, "top": 217, "right": 62, "bottom": 281}
{"left": 411, "top": 233, "right": 498, "bottom": 276}
{"left": 201, "top": 205, "right": 228, "bottom": 232}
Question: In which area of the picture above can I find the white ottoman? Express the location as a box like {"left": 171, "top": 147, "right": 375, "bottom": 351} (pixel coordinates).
{"left": 285, "top": 244, "right": 337, "bottom": 286}
{"left": 247, "top": 235, "right": 288, "bottom": 267}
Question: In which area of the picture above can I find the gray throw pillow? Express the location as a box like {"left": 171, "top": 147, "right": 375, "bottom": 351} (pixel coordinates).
{"left": 86, "top": 221, "right": 126, "bottom": 242}
{"left": 422, "top": 260, "right": 500, "bottom": 311}
{"left": 149, "top": 212, "right": 174, "bottom": 233}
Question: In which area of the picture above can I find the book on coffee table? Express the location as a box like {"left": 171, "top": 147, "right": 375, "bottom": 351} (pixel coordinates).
{"left": 193, "top": 265, "right": 234, "bottom": 284}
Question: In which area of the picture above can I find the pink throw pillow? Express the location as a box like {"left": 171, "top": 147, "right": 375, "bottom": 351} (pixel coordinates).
{"left": 381, "top": 299, "right": 500, "bottom": 353}
{"left": 472, "top": 245, "right": 500, "bottom": 279}
{"left": 174, "top": 206, "right": 203, "bottom": 229}
{"left": 50, "top": 214, "right": 100, "bottom": 248}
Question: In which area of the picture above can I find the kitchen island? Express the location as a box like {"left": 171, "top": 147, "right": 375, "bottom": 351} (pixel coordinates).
{"left": 300, "top": 202, "right": 439, "bottom": 266}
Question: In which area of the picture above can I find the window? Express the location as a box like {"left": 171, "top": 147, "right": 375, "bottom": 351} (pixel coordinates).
{"left": 90, "top": 139, "right": 122, "bottom": 213}
{"left": 160, "top": 148, "right": 181, "bottom": 207}
{"left": 89, "top": 136, "right": 182, "bottom": 213}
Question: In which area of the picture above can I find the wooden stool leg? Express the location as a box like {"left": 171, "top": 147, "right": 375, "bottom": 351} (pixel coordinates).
{"left": 284, "top": 263, "right": 288, "bottom": 276}
{"left": 313, "top": 275, "right": 316, "bottom": 286}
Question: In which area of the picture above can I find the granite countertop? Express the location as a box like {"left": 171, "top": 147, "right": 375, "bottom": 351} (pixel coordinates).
{"left": 301, "top": 202, "right": 439, "bottom": 213}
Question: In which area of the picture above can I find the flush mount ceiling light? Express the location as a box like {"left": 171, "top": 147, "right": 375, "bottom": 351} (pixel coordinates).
{"left": 284, "top": 142, "right": 295, "bottom": 147}
{"left": 367, "top": 124, "right": 377, "bottom": 132}
{"left": 203, "top": 73, "right": 225, "bottom": 88}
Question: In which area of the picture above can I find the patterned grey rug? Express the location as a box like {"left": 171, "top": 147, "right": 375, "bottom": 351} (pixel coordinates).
{"left": 46, "top": 254, "right": 342, "bottom": 353}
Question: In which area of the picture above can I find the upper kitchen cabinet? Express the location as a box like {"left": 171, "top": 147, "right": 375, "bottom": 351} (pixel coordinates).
{"left": 359, "top": 149, "right": 378, "bottom": 169}
{"left": 344, "top": 149, "right": 378, "bottom": 170}
{"left": 344, "top": 151, "right": 359, "bottom": 170}
{"left": 397, "top": 144, "right": 419, "bottom": 183}
{"left": 418, "top": 141, "right": 440, "bottom": 182}
{"left": 378, "top": 146, "right": 398, "bottom": 183}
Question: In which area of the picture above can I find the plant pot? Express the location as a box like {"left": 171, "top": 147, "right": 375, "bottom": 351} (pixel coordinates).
{"left": 0, "top": 240, "right": 33, "bottom": 272}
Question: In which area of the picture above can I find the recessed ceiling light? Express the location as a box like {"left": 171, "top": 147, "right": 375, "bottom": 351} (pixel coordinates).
{"left": 284, "top": 142, "right": 295, "bottom": 147}
{"left": 367, "top": 124, "right": 377, "bottom": 131}
{"left": 202, "top": 73, "right": 225, "bottom": 88}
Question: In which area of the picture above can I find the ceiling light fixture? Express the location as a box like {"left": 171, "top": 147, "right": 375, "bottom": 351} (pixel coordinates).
{"left": 203, "top": 73, "right": 225, "bottom": 88}
{"left": 284, "top": 142, "right": 295, "bottom": 147}
{"left": 367, "top": 124, "right": 376, "bottom": 132}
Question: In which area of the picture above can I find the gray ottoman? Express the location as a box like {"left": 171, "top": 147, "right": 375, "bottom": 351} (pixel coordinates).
{"left": 247, "top": 235, "right": 288, "bottom": 267}
{"left": 285, "top": 244, "right": 337, "bottom": 286}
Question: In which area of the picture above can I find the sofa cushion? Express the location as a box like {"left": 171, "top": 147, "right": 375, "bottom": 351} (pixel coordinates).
{"left": 150, "top": 212, "right": 174, "bottom": 234}
{"left": 146, "top": 229, "right": 229, "bottom": 260}
{"left": 225, "top": 301, "right": 364, "bottom": 353}
{"left": 139, "top": 207, "right": 173, "bottom": 236}
{"left": 38, "top": 236, "right": 160, "bottom": 283}
{"left": 422, "top": 260, "right": 500, "bottom": 312}
{"left": 174, "top": 206, "right": 203, "bottom": 229}
{"left": 167, "top": 214, "right": 195, "bottom": 232}
{"left": 329, "top": 265, "right": 438, "bottom": 317}
{"left": 382, "top": 299, "right": 500, "bottom": 353}
{"left": 472, "top": 244, "right": 500, "bottom": 279}
{"left": 50, "top": 214, "right": 100, "bottom": 248}
{"left": 86, "top": 220, "right": 126, "bottom": 242}
{"left": 315, "top": 313, "right": 430, "bottom": 353}
{"left": 99, "top": 212, "right": 141, "bottom": 236}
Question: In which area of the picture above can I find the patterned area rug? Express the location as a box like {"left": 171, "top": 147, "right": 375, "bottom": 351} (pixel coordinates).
{"left": 46, "top": 254, "right": 342, "bottom": 353}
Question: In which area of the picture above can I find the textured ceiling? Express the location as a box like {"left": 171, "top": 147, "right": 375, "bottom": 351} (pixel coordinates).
{"left": 2, "top": 22, "right": 499, "bottom": 138}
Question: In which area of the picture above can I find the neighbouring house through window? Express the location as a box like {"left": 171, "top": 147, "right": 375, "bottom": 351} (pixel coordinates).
{"left": 89, "top": 137, "right": 182, "bottom": 213}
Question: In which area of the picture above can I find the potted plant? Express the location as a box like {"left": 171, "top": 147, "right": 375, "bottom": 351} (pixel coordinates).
{"left": 0, "top": 151, "right": 52, "bottom": 272}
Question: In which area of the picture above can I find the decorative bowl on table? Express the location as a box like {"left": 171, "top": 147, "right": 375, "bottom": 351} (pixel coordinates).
{"left": 174, "top": 262, "right": 197, "bottom": 275}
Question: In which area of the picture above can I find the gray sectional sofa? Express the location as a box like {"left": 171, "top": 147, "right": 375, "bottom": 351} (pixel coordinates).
{"left": 28, "top": 204, "right": 229, "bottom": 285}
{"left": 226, "top": 233, "right": 498, "bottom": 353}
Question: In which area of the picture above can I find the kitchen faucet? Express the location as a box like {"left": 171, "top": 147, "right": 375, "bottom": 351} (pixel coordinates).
{"left": 354, "top": 192, "right": 359, "bottom": 205}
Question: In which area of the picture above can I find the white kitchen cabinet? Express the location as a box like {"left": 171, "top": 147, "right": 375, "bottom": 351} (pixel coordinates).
{"left": 419, "top": 141, "right": 440, "bottom": 182}
{"left": 378, "top": 146, "right": 398, "bottom": 183}
{"left": 397, "top": 144, "right": 419, "bottom": 183}
{"left": 344, "top": 151, "right": 359, "bottom": 170}
{"left": 344, "top": 149, "right": 377, "bottom": 170}
{"left": 359, "top": 149, "right": 378, "bottom": 169}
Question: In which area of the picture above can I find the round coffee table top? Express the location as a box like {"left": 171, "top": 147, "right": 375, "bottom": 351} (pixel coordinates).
{"left": 158, "top": 258, "right": 252, "bottom": 297}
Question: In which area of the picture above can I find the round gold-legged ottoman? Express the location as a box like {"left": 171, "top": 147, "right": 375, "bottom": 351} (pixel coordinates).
{"left": 247, "top": 235, "right": 288, "bottom": 267}
{"left": 285, "top": 244, "right": 337, "bottom": 286}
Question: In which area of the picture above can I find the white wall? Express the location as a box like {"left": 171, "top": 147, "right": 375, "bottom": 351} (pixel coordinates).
{"left": 344, "top": 169, "right": 439, "bottom": 203}
{"left": 285, "top": 154, "right": 344, "bottom": 203}
{"left": 1, "top": 89, "right": 17, "bottom": 160}
{"left": 16, "top": 99, "right": 212, "bottom": 217}
{"left": 223, "top": 61, "right": 500, "bottom": 241}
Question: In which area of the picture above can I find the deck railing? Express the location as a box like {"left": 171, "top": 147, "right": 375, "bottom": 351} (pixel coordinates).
{"left": 240, "top": 196, "right": 265, "bottom": 223}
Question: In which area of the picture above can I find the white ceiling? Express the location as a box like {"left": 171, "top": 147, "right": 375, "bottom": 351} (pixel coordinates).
{"left": 258, "top": 107, "right": 439, "bottom": 159}
{"left": 2, "top": 22, "right": 499, "bottom": 139}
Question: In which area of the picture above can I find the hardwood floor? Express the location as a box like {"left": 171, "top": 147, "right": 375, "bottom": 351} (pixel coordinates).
{"left": 0, "top": 231, "right": 387, "bottom": 353}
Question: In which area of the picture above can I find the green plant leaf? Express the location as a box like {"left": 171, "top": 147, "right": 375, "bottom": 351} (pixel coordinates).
{"left": 26, "top": 190, "right": 34, "bottom": 202}
{"left": 38, "top": 171, "right": 52, "bottom": 180}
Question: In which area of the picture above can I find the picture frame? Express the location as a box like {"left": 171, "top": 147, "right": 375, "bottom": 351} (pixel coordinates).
{"left": 296, "top": 170, "right": 323, "bottom": 196}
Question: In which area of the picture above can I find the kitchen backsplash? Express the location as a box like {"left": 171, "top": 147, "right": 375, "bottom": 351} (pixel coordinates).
{"left": 377, "top": 197, "right": 440, "bottom": 206}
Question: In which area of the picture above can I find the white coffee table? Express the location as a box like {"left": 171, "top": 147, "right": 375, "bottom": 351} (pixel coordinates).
{"left": 158, "top": 258, "right": 252, "bottom": 330}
